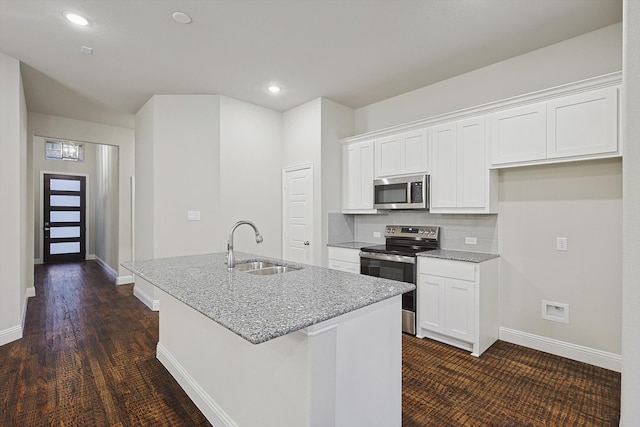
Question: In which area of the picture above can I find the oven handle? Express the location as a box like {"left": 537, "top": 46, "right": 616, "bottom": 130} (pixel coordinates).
{"left": 359, "top": 251, "right": 416, "bottom": 264}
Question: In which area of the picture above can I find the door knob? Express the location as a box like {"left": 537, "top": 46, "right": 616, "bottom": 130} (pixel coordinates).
{"left": 44, "top": 227, "right": 50, "bottom": 231}
{"left": 304, "top": 241, "right": 310, "bottom": 246}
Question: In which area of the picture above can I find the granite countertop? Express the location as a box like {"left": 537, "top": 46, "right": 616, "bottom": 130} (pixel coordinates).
{"left": 327, "top": 241, "right": 377, "bottom": 250}
{"left": 122, "top": 252, "right": 414, "bottom": 345}
{"left": 418, "top": 249, "right": 500, "bottom": 263}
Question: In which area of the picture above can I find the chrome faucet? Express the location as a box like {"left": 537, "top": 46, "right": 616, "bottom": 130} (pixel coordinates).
{"left": 227, "top": 220, "right": 263, "bottom": 269}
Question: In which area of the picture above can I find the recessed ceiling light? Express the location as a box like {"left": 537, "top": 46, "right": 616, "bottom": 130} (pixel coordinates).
{"left": 267, "top": 85, "right": 281, "bottom": 94}
{"left": 172, "top": 11, "right": 192, "bottom": 24}
{"left": 63, "top": 11, "right": 90, "bottom": 26}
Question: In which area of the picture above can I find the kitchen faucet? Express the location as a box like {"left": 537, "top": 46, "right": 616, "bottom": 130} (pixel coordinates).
{"left": 227, "top": 220, "right": 263, "bottom": 269}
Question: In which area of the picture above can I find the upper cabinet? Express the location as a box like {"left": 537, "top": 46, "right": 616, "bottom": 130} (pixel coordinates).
{"left": 546, "top": 87, "right": 618, "bottom": 159}
{"left": 342, "top": 140, "right": 377, "bottom": 214}
{"left": 375, "top": 128, "right": 429, "bottom": 178}
{"left": 431, "top": 116, "right": 497, "bottom": 214}
{"left": 490, "top": 102, "right": 547, "bottom": 165}
{"left": 491, "top": 85, "right": 619, "bottom": 168}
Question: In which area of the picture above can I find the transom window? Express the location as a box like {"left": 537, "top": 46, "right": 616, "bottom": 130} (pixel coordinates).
{"left": 45, "top": 140, "right": 84, "bottom": 162}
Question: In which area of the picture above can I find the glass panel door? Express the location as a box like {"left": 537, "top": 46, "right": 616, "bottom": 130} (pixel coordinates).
{"left": 44, "top": 174, "right": 86, "bottom": 263}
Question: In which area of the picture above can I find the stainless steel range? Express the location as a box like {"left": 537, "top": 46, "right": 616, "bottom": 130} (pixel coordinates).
{"left": 359, "top": 225, "right": 440, "bottom": 335}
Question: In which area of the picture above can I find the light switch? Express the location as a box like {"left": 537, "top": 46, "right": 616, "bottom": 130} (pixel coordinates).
{"left": 187, "top": 211, "right": 201, "bottom": 221}
{"left": 465, "top": 237, "right": 477, "bottom": 245}
{"left": 556, "top": 237, "right": 568, "bottom": 251}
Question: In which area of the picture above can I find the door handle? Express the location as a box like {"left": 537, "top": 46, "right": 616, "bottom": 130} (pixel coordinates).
{"left": 304, "top": 241, "right": 310, "bottom": 246}
{"left": 44, "top": 227, "right": 50, "bottom": 231}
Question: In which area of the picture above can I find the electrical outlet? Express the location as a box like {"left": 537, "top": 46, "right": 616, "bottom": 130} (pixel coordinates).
{"left": 187, "top": 211, "right": 201, "bottom": 221}
{"left": 373, "top": 231, "right": 381, "bottom": 238}
{"left": 465, "top": 237, "right": 477, "bottom": 245}
{"left": 556, "top": 237, "right": 568, "bottom": 251}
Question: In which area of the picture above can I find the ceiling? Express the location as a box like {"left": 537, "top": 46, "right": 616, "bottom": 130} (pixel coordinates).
{"left": 0, "top": 0, "right": 622, "bottom": 129}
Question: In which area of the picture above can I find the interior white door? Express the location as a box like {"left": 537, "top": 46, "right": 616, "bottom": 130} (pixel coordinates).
{"left": 283, "top": 165, "right": 313, "bottom": 264}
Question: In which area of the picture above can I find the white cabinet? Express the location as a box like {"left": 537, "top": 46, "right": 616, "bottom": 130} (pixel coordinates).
{"left": 547, "top": 87, "right": 618, "bottom": 159}
{"left": 490, "top": 102, "right": 547, "bottom": 165}
{"left": 431, "top": 116, "right": 497, "bottom": 214}
{"left": 327, "top": 247, "right": 360, "bottom": 274}
{"left": 490, "top": 86, "right": 619, "bottom": 167}
{"left": 375, "top": 128, "right": 428, "bottom": 178}
{"left": 417, "top": 256, "right": 499, "bottom": 357}
{"left": 342, "top": 140, "right": 376, "bottom": 213}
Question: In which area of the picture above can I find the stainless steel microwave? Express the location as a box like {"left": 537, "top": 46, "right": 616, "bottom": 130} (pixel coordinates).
{"left": 373, "top": 174, "right": 429, "bottom": 210}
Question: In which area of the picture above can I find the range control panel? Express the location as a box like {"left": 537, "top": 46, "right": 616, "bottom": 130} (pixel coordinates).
{"left": 384, "top": 225, "right": 439, "bottom": 239}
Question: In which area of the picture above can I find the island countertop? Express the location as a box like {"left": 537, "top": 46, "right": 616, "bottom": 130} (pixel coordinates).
{"left": 122, "top": 252, "right": 414, "bottom": 345}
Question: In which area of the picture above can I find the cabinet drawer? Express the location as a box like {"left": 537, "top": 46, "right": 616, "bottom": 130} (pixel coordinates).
{"left": 419, "top": 258, "right": 476, "bottom": 282}
{"left": 328, "top": 247, "right": 361, "bottom": 264}
{"left": 328, "top": 259, "right": 360, "bottom": 274}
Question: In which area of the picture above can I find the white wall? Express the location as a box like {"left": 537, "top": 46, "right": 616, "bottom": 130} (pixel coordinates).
{"left": 0, "top": 51, "right": 29, "bottom": 346}
{"left": 28, "top": 113, "right": 135, "bottom": 282}
{"left": 95, "top": 144, "right": 119, "bottom": 272}
{"left": 32, "top": 137, "right": 97, "bottom": 260}
{"left": 355, "top": 23, "right": 622, "bottom": 134}
{"left": 220, "top": 96, "right": 283, "bottom": 258}
{"left": 499, "top": 159, "right": 622, "bottom": 354}
{"left": 621, "top": 0, "right": 640, "bottom": 424}
{"left": 283, "top": 99, "right": 322, "bottom": 264}
{"left": 282, "top": 98, "right": 354, "bottom": 266}
{"left": 133, "top": 100, "right": 155, "bottom": 260}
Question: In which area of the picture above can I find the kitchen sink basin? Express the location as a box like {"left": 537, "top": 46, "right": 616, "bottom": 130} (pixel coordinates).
{"left": 234, "top": 261, "right": 278, "bottom": 271}
{"left": 234, "top": 260, "right": 301, "bottom": 275}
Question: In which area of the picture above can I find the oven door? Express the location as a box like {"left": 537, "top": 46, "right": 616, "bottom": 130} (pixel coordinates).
{"left": 359, "top": 252, "right": 416, "bottom": 335}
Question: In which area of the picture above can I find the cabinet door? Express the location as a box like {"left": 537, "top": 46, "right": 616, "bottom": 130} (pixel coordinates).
{"left": 419, "top": 274, "right": 445, "bottom": 334}
{"left": 430, "top": 123, "right": 457, "bottom": 208}
{"left": 376, "top": 135, "right": 402, "bottom": 177}
{"left": 401, "top": 129, "right": 429, "bottom": 174}
{"left": 343, "top": 141, "right": 375, "bottom": 211}
{"left": 547, "top": 87, "right": 618, "bottom": 159}
{"left": 490, "top": 102, "right": 546, "bottom": 165}
{"left": 456, "top": 116, "right": 486, "bottom": 208}
{"left": 444, "top": 278, "right": 475, "bottom": 343}
{"left": 359, "top": 142, "right": 375, "bottom": 209}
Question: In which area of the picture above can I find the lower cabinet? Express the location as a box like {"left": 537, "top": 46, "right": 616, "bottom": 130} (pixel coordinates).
{"left": 417, "top": 256, "right": 499, "bottom": 357}
{"left": 328, "top": 247, "right": 361, "bottom": 274}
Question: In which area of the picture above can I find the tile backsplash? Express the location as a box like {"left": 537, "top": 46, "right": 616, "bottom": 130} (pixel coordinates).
{"left": 328, "top": 211, "right": 498, "bottom": 253}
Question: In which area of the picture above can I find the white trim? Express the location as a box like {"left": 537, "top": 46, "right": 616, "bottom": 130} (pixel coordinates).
{"left": 38, "top": 168, "right": 90, "bottom": 263}
{"left": 94, "top": 256, "right": 117, "bottom": 279}
{"left": 157, "top": 343, "right": 238, "bottom": 427}
{"left": 86, "top": 253, "right": 96, "bottom": 260}
{"left": 499, "top": 327, "right": 622, "bottom": 372}
{"left": 26, "top": 287, "right": 36, "bottom": 298}
{"left": 0, "top": 325, "right": 22, "bottom": 346}
{"left": 20, "top": 287, "right": 36, "bottom": 339}
{"left": 116, "top": 275, "right": 134, "bottom": 285}
{"left": 133, "top": 285, "right": 160, "bottom": 311}
{"left": 342, "top": 72, "right": 622, "bottom": 143}
{"left": 34, "top": 258, "right": 42, "bottom": 265}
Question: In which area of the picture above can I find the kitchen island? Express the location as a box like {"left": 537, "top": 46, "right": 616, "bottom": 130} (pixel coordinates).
{"left": 123, "top": 252, "right": 413, "bottom": 427}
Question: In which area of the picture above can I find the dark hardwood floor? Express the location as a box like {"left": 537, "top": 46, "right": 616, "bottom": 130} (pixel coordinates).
{"left": 0, "top": 261, "right": 621, "bottom": 426}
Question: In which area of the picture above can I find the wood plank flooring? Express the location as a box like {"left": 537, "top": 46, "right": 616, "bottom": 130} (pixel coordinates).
{"left": 0, "top": 261, "right": 621, "bottom": 426}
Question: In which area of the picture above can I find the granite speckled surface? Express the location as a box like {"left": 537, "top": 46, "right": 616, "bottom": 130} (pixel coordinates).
{"left": 327, "top": 241, "right": 377, "bottom": 250}
{"left": 122, "top": 252, "right": 414, "bottom": 345}
{"left": 418, "top": 249, "right": 499, "bottom": 263}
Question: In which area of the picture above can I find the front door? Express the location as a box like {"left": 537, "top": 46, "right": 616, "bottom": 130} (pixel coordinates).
{"left": 43, "top": 174, "right": 86, "bottom": 263}
{"left": 282, "top": 165, "right": 313, "bottom": 264}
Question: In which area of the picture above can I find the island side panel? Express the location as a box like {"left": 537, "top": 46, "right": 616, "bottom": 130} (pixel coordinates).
{"left": 156, "top": 288, "right": 311, "bottom": 427}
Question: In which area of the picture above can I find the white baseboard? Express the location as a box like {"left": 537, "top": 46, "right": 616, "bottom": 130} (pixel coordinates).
{"left": 34, "top": 258, "right": 42, "bottom": 265}
{"left": 157, "top": 343, "right": 238, "bottom": 427}
{"left": 117, "top": 275, "right": 134, "bottom": 285}
{"left": 0, "top": 325, "right": 22, "bottom": 347}
{"left": 499, "top": 327, "right": 622, "bottom": 372}
{"left": 26, "top": 287, "right": 36, "bottom": 298}
{"left": 133, "top": 285, "right": 160, "bottom": 311}
{"left": 86, "top": 253, "right": 96, "bottom": 260}
{"left": 94, "top": 256, "right": 117, "bottom": 279}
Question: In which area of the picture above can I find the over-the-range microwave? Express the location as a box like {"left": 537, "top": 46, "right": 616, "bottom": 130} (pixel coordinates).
{"left": 373, "top": 174, "right": 429, "bottom": 210}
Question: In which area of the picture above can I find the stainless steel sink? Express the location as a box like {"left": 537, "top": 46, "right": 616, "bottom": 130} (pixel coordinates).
{"left": 234, "top": 260, "right": 301, "bottom": 275}
{"left": 234, "top": 261, "right": 278, "bottom": 271}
